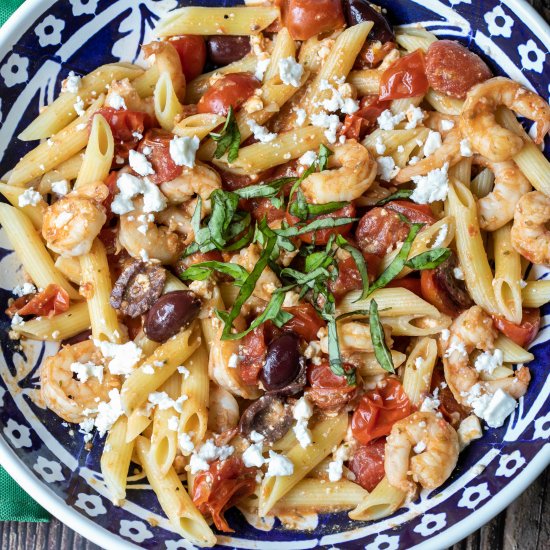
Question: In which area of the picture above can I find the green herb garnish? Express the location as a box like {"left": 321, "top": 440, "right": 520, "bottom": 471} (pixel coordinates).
{"left": 211, "top": 106, "right": 241, "bottom": 163}
{"left": 376, "top": 189, "right": 414, "bottom": 206}
{"left": 369, "top": 299, "right": 395, "bottom": 373}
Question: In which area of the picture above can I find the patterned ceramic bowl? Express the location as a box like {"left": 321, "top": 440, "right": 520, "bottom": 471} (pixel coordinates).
{"left": 0, "top": 1, "right": 548, "bottom": 549}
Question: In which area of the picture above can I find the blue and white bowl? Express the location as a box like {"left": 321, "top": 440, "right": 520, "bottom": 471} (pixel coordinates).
{"left": 0, "top": 1, "right": 549, "bottom": 548}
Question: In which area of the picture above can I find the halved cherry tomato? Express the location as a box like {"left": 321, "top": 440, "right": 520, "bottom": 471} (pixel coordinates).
{"left": 192, "top": 457, "right": 256, "bottom": 532}
{"left": 420, "top": 269, "right": 457, "bottom": 317}
{"left": 379, "top": 49, "right": 429, "bottom": 101}
{"left": 387, "top": 277, "right": 422, "bottom": 297}
{"left": 8, "top": 284, "right": 70, "bottom": 319}
{"left": 355, "top": 206, "right": 409, "bottom": 257}
{"left": 249, "top": 197, "right": 286, "bottom": 223}
{"left": 239, "top": 325, "right": 269, "bottom": 385}
{"left": 355, "top": 41, "right": 397, "bottom": 70}
{"left": 168, "top": 35, "right": 206, "bottom": 81}
{"left": 347, "top": 438, "right": 386, "bottom": 492}
{"left": 286, "top": 203, "right": 356, "bottom": 245}
{"left": 306, "top": 360, "right": 358, "bottom": 411}
{"left": 492, "top": 308, "right": 541, "bottom": 348}
{"left": 430, "top": 368, "right": 468, "bottom": 429}
{"left": 351, "top": 378, "right": 412, "bottom": 444}
{"left": 385, "top": 200, "right": 436, "bottom": 224}
{"left": 283, "top": 303, "right": 326, "bottom": 341}
{"left": 340, "top": 96, "right": 391, "bottom": 140}
{"left": 137, "top": 129, "right": 182, "bottom": 184}
{"left": 328, "top": 253, "right": 382, "bottom": 298}
{"left": 197, "top": 73, "right": 260, "bottom": 116}
{"left": 282, "top": 0, "right": 345, "bottom": 41}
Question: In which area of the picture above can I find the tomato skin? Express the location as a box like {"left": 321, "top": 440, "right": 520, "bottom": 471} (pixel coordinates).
{"left": 385, "top": 200, "right": 436, "bottom": 224}
{"left": 192, "top": 457, "right": 256, "bottom": 533}
{"left": 197, "top": 73, "right": 260, "bottom": 116}
{"left": 8, "top": 284, "right": 70, "bottom": 319}
{"left": 351, "top": 378, "right": 413, "bottom": 444}
{"left": 306, "top": 361, "right": 358, "bottom": 411}
{"left": 379, "top": 50, "right": 429, "bottom": 101}
{"left": 286, "top": 203, "right": 356, "bottom": 245}
{"left": 137, "top": 129, "right": 182, "bottom": 184}
{"left": 355, "top": 206, "right": 409, "bottom": 257}
{"left": 430, "top": 368, "right": 467, "bottom": 428}
{"left": 283, "top": 303, "right": 326, "bottom": 341}
{"left": 168, "top": 35, "right": 206, "bottom": 81}
{"left": 250, "top": 197, "right": 286, "bottom": 224}
{"left": 239, "top": 325, "right": 269, "bottom": 385}
{"left": 328, "top": 253, "right": 382, "bottom": 298}
{"left": 340, "top": 96, "right": 392, "bottom": 140}
{"left": 282, "top": 0, "right": 345, "bottom": 41}
{"left": 492, "top": 308, "right": 541, "bottom": 348}
{"left": 420, "top": 269, "right": 458, "bottom": 317}
{"left": 348, "top": 439, "right": 386, "bottom": 492}
{"left": 387, "top": 277, "right": 422, "bottom": 297}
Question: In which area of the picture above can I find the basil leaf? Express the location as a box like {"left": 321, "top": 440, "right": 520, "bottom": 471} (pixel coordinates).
{"left": 336, "top": 236, "right": 370, "bottom": 301}
{"left": 288, "top": 162, "right": 315, "bottom": 203}
{"left": 376, "top": 189, "right": 414, "bottom": 206}
{"left": 369, "top": 299, "right": 395, "bottom": 373}
{"left": 211, "top": 107, "right": 241, "bottom": 162}
{"left": 234, "top": 177, "right": 295, "bottom": 199}
{"left": 208, "top": 190, "right": 239, "bottom": 248}
{"left": 336, "top": 309, "right": 372, "bottom": 321}
{"left": 280, "top": 266, "right": 331, "bottom": 287}
{"left": 305, "top": 250, "right": 335, "bottom": 273}
{"left": 191, "top": 196, "right": 202, "bottom": 237}
{"left": 306, "top": 201, "right": 347, "bottom": 217}
{"left": 405, "top": 247, "right": 451, "bottom": 271}
{"left": 367, "top": 223, "right": 423, "bottom": 295}
{"left": 181, "top": 261, "right": 250, "bottom": 286}
{"left": 275, "top": 216, "right": 357, "bottom": 238}
{"left": 325, "top": 317, "right": 356, "bottom": 385}
{"left": 318, "top": 144, "right": 333, "bottom": 172}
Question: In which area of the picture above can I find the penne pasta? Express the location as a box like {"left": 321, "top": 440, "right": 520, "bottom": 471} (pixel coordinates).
{"left": 521, "top": 280, "right": 550, "bottom": 307}
{"left": 496, "top": 335, "right": 535, "bottom": 363}
{"left": 172, "top": 113, "right": 225, "bottom": 140}
{"left": 395, "top": 27, "right": 437, "bottom": 52}
{"left": 154, "top": 72, "right": 184, "bottom": 132}
{"left": 402, "top": 337, "right": 438, "bottom": 406}
{"left": 349, "top": 477, "right": 406, "bottom": 521}
{"left": 0, "top": 182, "right": 46, "bottom": 230}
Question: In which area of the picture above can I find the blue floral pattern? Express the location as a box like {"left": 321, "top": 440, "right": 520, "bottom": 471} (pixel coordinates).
{"left": 0, "top": 1, "right": 548, "bottom": 549}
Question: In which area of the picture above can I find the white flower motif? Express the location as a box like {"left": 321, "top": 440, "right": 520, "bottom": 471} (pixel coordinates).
{"left": 74, "top": 493, "right": 107, "bottom": 517}
{"left": 518, "top": 40, "right": 545, "bottom": 73}
{"left": 413, "top": 512, "right": 447, "bottom": 536}
{"left": 495, "top": 450, "right": 526, "bottom": 478}
{"left": 458, "top": 482, "right": 491, "bottom": 509}
{"left": 0, "top": 53, "right": 29, "bottom": 87}
{"left": 33, "top": 457, "right": 64, "bottom": 483}
{"left": 0, "top": 385, "right": 5, "bottom": 407}
{"left": 3, "top": 419, "right": 32, "bottom": 448}
{"left": 533, "top": 412, "right": 550, "bottom": 439}
{"left": 34, "top": 15, "right": 65, "bottom": 47}
{"left": 120, "top": 520, "right": 154, "bottom": 543}
{"left": 484, "top": 5, "right": 514, "bottom": 38}
{"left": 166, "top": 540, "right": 198, "bottom": 550}
{"left": 449, "top": 0, "right": 471, "bottom": 4}
{"left": 365, "top": 533, "right": 400, "bottom": 550}
{"left": 69, "top": 0, "right": 99, "bottom": 17}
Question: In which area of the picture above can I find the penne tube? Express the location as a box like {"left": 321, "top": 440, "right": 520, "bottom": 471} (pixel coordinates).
{"left": 354, "top": 350, "right": 407, "bottom": 376}
{"left": 449, "top": 157, "right": 472, "bottom": 187}
{"left": 521, "top": 280, "right": 550, "bottom": 307}
{"left": 54, "top": 256, "right": 81, "bottom": 285}
{"left": 154, "top": 72, "right": 184, "bottom": 132}
{"left": 471, "top": 167, "right": 494, "bottom": 199}
{"left": 395, "top": 28, "right": 437, "bottom": 52}
{"left": 349, "top": 477, "right": 406, "bottom": 521}
{"left": 172, "top": 113, "right": 225, "bottom": 140}
{"left": 39, "top": 152, "right": 84, "bottom": 194}
{"left": 0, "top": 182, "right": 46, "bottom": 229}
{"left": 132, "top": 64, "right": 160, "bottom": 98}
{"left": 391, "top": 96, "right": 423, "bottom": 116}
{"left": 496, "top": 335, "right": 535, "bottom": 363}
{"left": 425, "top": 89, "right": 464, "bottom": 115}
{"left": 126, "top": 408, "right": 153, "bottom": 443}
{"left": 348, "top": 69, "right": 381, "bottom": 96}
{"left": 363, "top": 128, "right": 428, "bottom": 154}
{"left": 264, "top": 27, "right": 295, "bottom": 82}
{"left": 402, "top": 337, "right": 438, "bottom": 406}
{"left": 382, "top": 314, "right": 452, "bottom": 337}
{"left": 163, "top": 272, "right": 188, "bottom": 293}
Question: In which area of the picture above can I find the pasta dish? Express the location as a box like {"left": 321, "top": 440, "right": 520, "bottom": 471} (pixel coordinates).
{"left": 2, "top": 0, "right": 550, "bottom": 546}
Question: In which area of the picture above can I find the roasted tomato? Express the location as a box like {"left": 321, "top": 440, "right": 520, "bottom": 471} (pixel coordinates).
{"left": 420, "top": 252, "right": 474, "bottom": 317}
{"left": 168, "top": 35, "right": 207, "bottom": 81}
{"left": 351, "top": 378, "right": 412, "bottom": 444}
{"left": 385, "top": 200, "right": 436, "bottom": 224}
{"left": 282, "top": 303, "right": 326, "bottom": 341}
{"left": 192, "top": 457, "right": 256, "bottom": 532}
{"left": 355, "top": 206, "right": 409, "bottom": 257}
{"left": 328, "top": 253, "right": 382, "bottom": 298}
{"left": 386, "top": 277, "right": 422, "bottom": 297}
{"left": 379, "top": 49, "right": 429, "bottom": 101}
{"left": 430, "top": 368, "right": 468, "bottom": 428}
{"left": 137, "top": 129, "right": 182, "bottom": 184}
{"left": 249, "top": 197, "right": 286, "bottom": 223}
{"left": 347, "top": 438, "right": 386, "bottom": 492}
{"left": 306, "top": 361, "right": 358, "bottom": 411}
{"left": 8, "top": 284, "right": 70, "bottom": 318}
{"left": 197, "top": 73, "right": 260, "bottom": 116}
{"left": 286, "top": 203, "right": 356, "bottom": 245}
{"left": 340, "top": 96, "right": 392, "bottom": 140}
{"left": 282, "top": 0, "right": 345, "bottom": 41}
{"left": 492, "top": 308, "right": 541, "bottom": 348}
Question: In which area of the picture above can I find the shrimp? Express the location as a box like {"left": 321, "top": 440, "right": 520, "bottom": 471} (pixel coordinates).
{"left": 42, "top": 182, "right": 107, "bottom": 257}
{"left": 142, "top": 41, "right": 186, "bottom": 102}
{"left": 320, "top": 321, "right": 393, "bottom": 354}
{"left": 155, "top": 205, "right": 194, "bottom": 242}
{"left": 461, "top": 77, "right": 550, "bottom": 162}
{"left": 105, "top": 78, "right": 155, "bottom": 119}
{"left": 207, "top": 384, "right": 240, "bottom": 433}
{"left": 424, "top": 112, "right": 459, "bottom": 136}
{"left": 118, "top": 199, "right": 185, "bottom": 264}
{"left": 475, "top": 156, "right": 531, "bottom": 231}
{"left": 443, "top": 306, "right": 530, "bottom": 407}
{"left": 385, "top": 411, "right": 459, "bottom": 495}
{"left": 300, "top": 140, "right": 376, "bottom": 203}
{"left": 41, "top": 340, "right": 120, "bottom": 424}
{"left": 511, "top": 191, "right": 550, "bottom": 265}
{"left": 395, "top": 128, "right": 462, "bottom": 183}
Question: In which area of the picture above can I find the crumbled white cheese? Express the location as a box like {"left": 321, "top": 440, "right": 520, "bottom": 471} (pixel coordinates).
{"left": 279, "top": 57, "right": 303, "bottom": 87}
{"left": 167, "top": 416, "right": 179, "bottom": 432}
{"left": 63, "top": 71, "right": 81, "bottom": 94}
{"left": 410, "top": 163, "right": 449, "bottom": 204}
{"left": 423, "top": 131, "right": 442, "bottom": 157}
{"left": 148, "top": 391, "right": 188, "bottom": 413}
{"left": 432, "top": 224, "right": 448, "bottom": 249}
{"left": 254, "top": 57, "right": 271, "bottom": 81}
{"left": 179, "top": 432, "right": 195, "bottom": 455}
{"left": 520, "top": 279, "right": 528, "bottom": 289}
{"left": 441, "top": 329, "right": 450, "bottom": 342}
{"left": 294, "top": 108, "right": 307, "bottom": 127}
{"left": 397, "top": 145, "right": 404, "bottom": 153}
{"left": 299, "top": 150, "right": 317, "bottom": 167}
{"left": 13, "top": 283, "right": 36, "bottom": 297}
{"left": 142, "top": 364, "right": 155, "bottom": 375}
{"left": 327, "top": 444, "right": 350, "bottom": 482}
{"left": 378, "top": 109, "right": 406, "bottom": 131}
{"left": 409, "top": 155, "right": 420, "bottom": 165}
{"left": 460, "top": 138, "right": 473, "bottom": 157}
{"left": 74, "top": 96, "right": 86, "bottom": 117}
{"left": 247, "top": 119, "right": 277, "bottom": 143}
{"left": 51, "top": 179, "right": 69, "bottom": 195}
{"left": 465, "top": 386, "right": 517, "bottom": 428}
{"left": 404, "top": 105, "right": 424, "bottom": 130}
{"left": 94, "top": 389, "right": 124, "bottom": 436}
{"left": 377, "top": 156, "right": 399, "bottom": 181}
{"left": 111, "top": 173, "right": 167, "bottom": 215}
{"left": 18, "top": 188, "right": 42, "bottom": 207}
{"left": 440, "top": 119, "right": 455, "bottom": 131}
{"left": 304, "top": 340, "right": 323, "bottom": 366}
{"left": 228, "top": 353, "right": 240, "bottom": 369}
{"left": 444, "top": 341, "right": 468, "bottom": 358}
{"left": 94, "top": 339, "right": 142, "bottom": 376}
{"left": 132, "top": 131, "right": 143, "bottom": 140}
{"left": 129, "top": 150, "right": 154, "bottom": 177}
{"left": 243, "top": 442, "right": 266, "bottom": 468}
{"left": 317, "top": 79, "right": 359, "bottom": 115}
{"left": 189, "top": 439, "right": 235, "bottom": 473}
{"left": 374, "top": 136, "right": 386, "bottom": 155}
{"left": 177, "top": 365, "right": 190, "bottom": 378}
{"left": 474, "top": 349, "right": 503, "bottom": 374}
{"left": 70, "top": 361, "right": 103, "bottom": 383}
{"left": 250, "top": 430, "right": 265, "bottom": 443}
{"left": 413, "top": 440, "right": 427, "bottom": 454}
{"left": 420, "top": 388, "right": 440, "bottom": 413}
{"left": 169, "top": 135, "right": 200, "bottom": 168}
{"left": 11, "top": 313, "right": 25, "bottom": 327}
{"left": 107, "top": 93, "right": 127, "bottom": 110}
{"left": 453, "top": 267, "right": 465, "bottom": 280}
{"left": 457, "top": 415, "right": 483, "bottom": 450}
{"left": 310, "top": 112, "right": 340, "bottom": 144}
{"left": 265, "top": 450, "right": 294, "bottom": 477}
{"left": 293, "top": 397, "right": 313, "bottom": 448}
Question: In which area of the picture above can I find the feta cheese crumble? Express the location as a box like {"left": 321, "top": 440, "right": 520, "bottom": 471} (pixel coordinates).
{"left": 299, "top": 150, "right": 317, "bottom": 167}
{"left": 254, "top": 57, "right": 271, "bottom": 81}
{"left": 464, "top": 386, "right": 517, "bottom": 428}
{"left": 474, "top": 349, "right": 503, "bottom": 374}
{"left": 189, "top": 439, "right": 235, "bottom": 474}
{"left": 265, "top": 450, "right": 294, "bottom": 477}
{"left": 327, "top": 444, "right": 350, "bottom": 482}
{"left": 63, "top": 71, "right": 81, "bottom": 94}
{"left": 18, "top": 188, "right": 42, "bottom": 207}
{"left": 179, "top": 432, "right": 195, "bottom": 455}
{"left": 292, "top": 396, "right": 313, "bottom": 448}
{"left": 457, "top": 415, "right": 483, "bottom": 450}
{"left": 107, "top": 93, "right": 127, "bottom": 110}
{"left": 431, "top": 224, "right": 448, "bottom": 249}
{"left": 169, "top": 135, "right": 200, "bottom": 168}
{"left": 420, "top": 388, "right": 441, "bottom": 413}
{"left": 410, "top": 163, "right": 449, "bottom": 204}
{"left": 12, "top": 283, "right": 36, "bottom": 297}
{"left": 94, "top": 339, "right": 142, "bottom": 376}
{"left": 247, "top": 119, "right": 277, "bottom": 143}
{"left": 278, "top": 57, "right": 304, "bottom": 87}
{"left": 51, "top": 179, "right": 69, "bottom": 195}
{"left": 378, "top": 109, "right": 406, "bottom": 131}
{"left": 242, "top": 441, "right": 266, "bottom": 468}
{"left": 405, "top": 105, "right": 424, "bottom": 130}
{"left": 111, "top": 173, "right": 167, "bottom": 215}
{"left": 440, "top": 119, "right": 455, "bottom": 131}
{"left": 70, "top": 361, "right": 104, "bottom": 383}
{"left": 377, "top": 156, "right": 399, "bottom": 181}
{"left": 74, "top": 96, "right": 86, "bottom": 117}
{"left": 310, "top": 112, "right": 340, "bottom": 144}
{"left": 374, "top": 136, "right": 386, "bottom": 155}
{"left": 294, "top": 108, "right": 307, "bottom": 127}
{"left": 423, "top": 131, "right": 442, "bottom": 157}
{"left": 129, "top": 150, "right": 154, "bottom": 177}
{"left": 460, "top": 138, "right": 473, "bottom": 157}
{"left": 453, "top": 267, "right": 465, "bottom": 280}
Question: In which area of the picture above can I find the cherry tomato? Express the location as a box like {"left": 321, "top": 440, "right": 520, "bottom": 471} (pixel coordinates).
{"left": 379, "top": 50, "right": 429, "bottom": 101}
{"left": 420, "top": 269, "right": 457, "bottom": 317}
{"left": 340, "top": 96, "right": 392, "bottom": 140}
{"left": 385, "top": 200, "right": 436, "bottom": 224}
{"left": 192, "top": 457, "right": 256, "bottom": 532}
{"left": 306, "top": 361, "right": 358, "bottom": 411}
{"left": 137, "top": 129, "right": 182, "bottom": 184}
{"left": 197, "top": 73, "right": 260, "bottom": 116}
{"left": 282, "top": 303, "right": 326, "bottom": 341}
{"left": 249, "top": 197, "right": 286, "bottom": 223}
{"left": 355, "top": 41, "right": 397, "bottom": 70}
{"left": 386, "top": 277, "right": 422, "bottom": 297}
{"left": 282, "top": 0, "right": 345, "bottom": 41}
{"left": 168, "top": 35, "right": 206, "bottom": 82}
{"left": 286, "top": 203, "right": 356, "bottom": 245}
{"left": 328, "top": 253, "right": 382, "bottom": 298}
{"left": 430, "top": 368, "right": 468, "bottom": 428}
{"left": 347, "top": 438, "right": 386, "bottom": 492}
{"left": 351, "top": 378, "right": 412, "bottom": 444}
{"left": 8, "top": 284, "right": 70, "bottom": 319}
{"left": 492, "top": 308, "right": 541, "bottom": 348}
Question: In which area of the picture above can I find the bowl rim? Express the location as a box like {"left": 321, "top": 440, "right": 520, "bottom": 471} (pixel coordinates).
{"left": 0, "top": 0, "right": 549, "bottom": 549}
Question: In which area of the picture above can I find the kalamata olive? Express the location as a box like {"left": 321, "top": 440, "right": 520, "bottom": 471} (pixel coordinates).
{"left": 144, "top": 290, "right": 201, "bottom": 343}
{"left": 239, "top": 395, "right": 294, "bottom": 443}
{"left": 61, "top": 329, "right": 92, "bottom": 346}
{"left": 260, "top": 333, "right": 303, "bottom": 392}
{"left": 343, "top": 0, "right": 395, "bottom": 43}
{"left": 207, "top": 35, "right": 251, "bottom": 66}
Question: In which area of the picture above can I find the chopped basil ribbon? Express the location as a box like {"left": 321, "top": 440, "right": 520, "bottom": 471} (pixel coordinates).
{"left": 326, "top": 317, "right": 356, "bottom": 385}
{"left": 274, "top": 216, "right": 356, "bottom": 238}
{"left": 181, "top": 261, "right": 250, "bottom": 286}
{"left": 318, "top": 143, "right": 333, "bottom": 172}
{"left": 211, "top": 106, "right": 241, "bottom": 163}
{"left": 289, "top": 191, "right": 347, "bottom": 221}
{"left": 234, "top": 177, "right": 295, "bottom": 199}
{"left": 367, "top": 222, "right": 423, "bottom": 295}
{"left": 376, "top": 189, "right": 414, "bottom": 206}
{"left": 369, "top": 299, "right": 395, "bottom": 373}
{"left": 336, "top": 235, "right": 370, "bottom": 301}
{"left": 405, "top": 247, "right": 451, "bottom": 270}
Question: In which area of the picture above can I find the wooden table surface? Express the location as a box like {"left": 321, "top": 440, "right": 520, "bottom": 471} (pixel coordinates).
{"left": 1, "top": 1, "right": 550, "bottom": 549}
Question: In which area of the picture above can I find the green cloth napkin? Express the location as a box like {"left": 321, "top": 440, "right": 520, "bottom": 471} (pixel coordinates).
{"left": 0, "top": 0, "right": 50, "bottom": 522}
